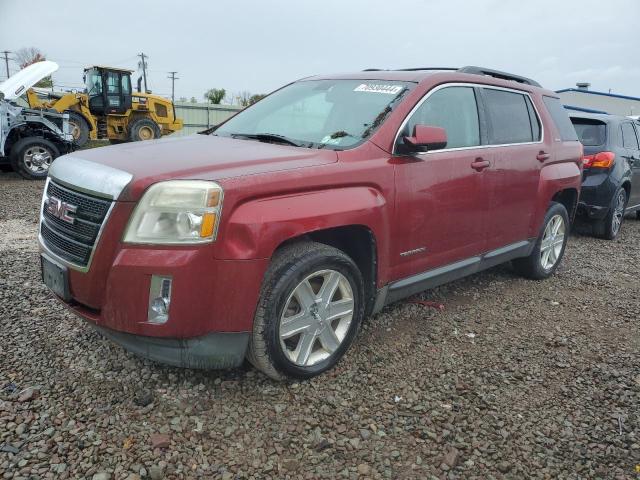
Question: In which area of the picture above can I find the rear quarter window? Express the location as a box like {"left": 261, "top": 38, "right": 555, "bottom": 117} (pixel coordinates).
{"left": 571, "top": 118, "right": 606, "bottom": 146}
{"left": 621, "top": 122, "right": 640, "bottom": 149}
{"left": 543, "top": 96, "right": 579, "bottom": 141}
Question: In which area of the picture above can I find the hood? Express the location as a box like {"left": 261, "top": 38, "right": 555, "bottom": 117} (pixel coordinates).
{"left": 50, "top": 134, "right": 338, "bottom": 201}
{"left": 0, "top": 60, "right": 58, "bottom": 100}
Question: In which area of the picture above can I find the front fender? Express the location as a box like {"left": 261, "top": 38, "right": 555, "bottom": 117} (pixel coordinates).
{"left": 216, "top": 186, "right": 389, "bottom": 261}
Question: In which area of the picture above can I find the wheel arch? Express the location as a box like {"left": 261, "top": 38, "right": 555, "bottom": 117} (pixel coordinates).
{"left": 551, "top": 187, "right": 579, "bottom": 220}
{"left": 535, "top": 162, "right": 582, "bottom": 231}
{"left": 276, "top": 225, "right": 378, "bottom": 316}
{"left": 620, "top": 180, "right": 631, "bottom": 201}
{"left": 217, "top": 186, "right": 390, "bottom": 310}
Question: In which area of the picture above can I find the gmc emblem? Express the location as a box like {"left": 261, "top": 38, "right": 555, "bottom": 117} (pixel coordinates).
{"left": 46, "top": 196, "right": 77, "bottom": 224}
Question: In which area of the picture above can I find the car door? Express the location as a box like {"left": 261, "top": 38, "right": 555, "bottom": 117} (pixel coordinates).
{"left": 621, "top": 121, "right": 640, "bottom": 208}
{"left": 478, "top": 87, "right": 546, "bottom": 251}
{"left": 391, "top": 85, "right": 488, "bottom": 280}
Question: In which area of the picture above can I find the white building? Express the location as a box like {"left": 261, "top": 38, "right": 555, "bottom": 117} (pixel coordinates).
{"left": 557, "top": 83, "right": 640, "bottom": 117}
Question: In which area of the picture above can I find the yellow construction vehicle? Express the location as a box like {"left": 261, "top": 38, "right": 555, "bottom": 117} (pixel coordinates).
{"left": 26, "top": 65, "right": 182, "bottom": 146}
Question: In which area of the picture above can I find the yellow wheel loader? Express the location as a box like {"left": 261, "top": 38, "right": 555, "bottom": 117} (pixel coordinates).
{"left": 26, "top": 66, "right": 182, "bottom": 147}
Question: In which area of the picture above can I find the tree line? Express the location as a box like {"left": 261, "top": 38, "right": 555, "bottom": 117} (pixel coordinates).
{"left": 180, "top": 89, "right": 267, "bottom": 106}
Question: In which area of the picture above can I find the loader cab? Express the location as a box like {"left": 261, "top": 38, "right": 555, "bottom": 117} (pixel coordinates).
{"left": 84, "top": 66, "right": 133, "bottom": 115}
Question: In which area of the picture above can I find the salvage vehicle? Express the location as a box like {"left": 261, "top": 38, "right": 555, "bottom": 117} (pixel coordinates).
{"left": 38, "top": 66, "right": 583, "bottom": 380}
{"left": 0, "top": 61, "right": 73, "bottom": 179}
{"left": 571, "top": 112, "right": 640, "bottom": 238}
{"left": 26, "top": 65, "right": 183, "bottom": 147}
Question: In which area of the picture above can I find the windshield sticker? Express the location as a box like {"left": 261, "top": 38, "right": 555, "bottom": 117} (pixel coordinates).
{"left": 354, "top": 83, "right": 403, "bottom": 94}
{"left": 321, "top": 135, "right": 343, "bottom": 145}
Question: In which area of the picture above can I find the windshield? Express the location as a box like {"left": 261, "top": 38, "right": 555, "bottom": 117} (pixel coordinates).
{"left": 213, "top": 79, "right": 412, "bottom": 149}
{"left": 85, "top": 69, "right": 103, "bottom": 96}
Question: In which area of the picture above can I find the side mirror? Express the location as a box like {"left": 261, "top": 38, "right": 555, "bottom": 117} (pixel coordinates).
{"left": 403, "top": 125, "right": 447, "bottom": 152}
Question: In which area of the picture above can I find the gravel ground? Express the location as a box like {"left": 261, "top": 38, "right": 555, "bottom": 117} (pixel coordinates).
{"left": 0, "top": 171, "right": 639, "bottom": 480}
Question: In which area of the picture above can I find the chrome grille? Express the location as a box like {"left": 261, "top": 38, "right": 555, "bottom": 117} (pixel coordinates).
{"left": 40, "top": 180, "right": 113, "bottom": 268}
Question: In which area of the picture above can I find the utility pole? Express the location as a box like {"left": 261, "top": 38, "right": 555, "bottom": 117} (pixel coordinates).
{"left": 1, "top": 51, "right": 11, "bottom": 80}
{"left": 138, "top": 52, "right": 148, "bottom": 93}
{"left": 167, "top": 71, "right": 179, "bottom": 102}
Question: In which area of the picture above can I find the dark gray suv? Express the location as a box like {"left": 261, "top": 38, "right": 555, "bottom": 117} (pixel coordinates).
{"left": 571, "top": 113, "right": 640, "bottom": 239}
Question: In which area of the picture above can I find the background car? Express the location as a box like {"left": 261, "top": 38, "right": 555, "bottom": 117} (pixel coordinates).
{"left": 570, "top": 112, "right": 640, "bottom": 239}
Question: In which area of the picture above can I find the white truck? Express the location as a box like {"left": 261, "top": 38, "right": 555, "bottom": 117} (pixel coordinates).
{"left": 0, "top": 61, "right": 73, "bottom": 179}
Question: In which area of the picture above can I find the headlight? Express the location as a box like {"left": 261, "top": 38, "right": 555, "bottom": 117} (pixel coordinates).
{"left": 123, "top": 180, "right": 223, "bottom": 244}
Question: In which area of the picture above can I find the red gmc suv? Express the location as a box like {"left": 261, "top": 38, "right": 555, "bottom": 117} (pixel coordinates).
{"left": 39, "top": 66, "right": 583, "bottom": 380}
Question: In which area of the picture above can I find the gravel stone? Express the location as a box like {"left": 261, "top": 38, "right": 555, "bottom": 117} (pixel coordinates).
{"left": 0, "top": 173, "right": 639, "bottom": 479}
{"left": 149, "top": 433, "right": 170, "bottom": 449}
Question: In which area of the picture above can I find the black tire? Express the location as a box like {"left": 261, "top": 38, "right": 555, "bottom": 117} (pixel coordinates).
{"left": 512, "top": 202, "right": 570, "bottom": 280}
{"left": 128, "top": 118, "right": 161, "bottom": 142}
{"left": 636, "top": 210, "right": 640, "bottom": 220}
{"left": 10, "top": 137, "right": 59, "bottom": 180}
{"left": 66, "top": 111, "right": 89, "bottom": 147}
{"left": 593, "top": 187, "right": 626, "bottom": 240}
{"left": 247, "top": 241, "right": 365, "bottom": 381}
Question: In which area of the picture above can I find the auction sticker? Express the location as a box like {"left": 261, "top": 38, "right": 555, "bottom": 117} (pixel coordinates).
{"left": 354, "top": 83, "right": 403, "bottom": 94}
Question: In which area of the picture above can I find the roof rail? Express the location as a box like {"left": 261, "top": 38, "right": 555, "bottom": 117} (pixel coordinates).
{"left": 457, "top": 66, "right": 541, "bottom": 87}
{"left": 395, "top": 67, "right": 458, "bottom": 72}
{"left": 362, "top": 67, "right": 458, "bottom": 72}
{"left": 360, "top": 66, "right": 542, "bottom": 87}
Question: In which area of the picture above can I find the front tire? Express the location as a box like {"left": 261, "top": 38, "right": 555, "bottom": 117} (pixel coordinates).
{"left": 247, "top": 242, "right": 365, "bottom": 381}
{"left": 67, "top": 111, "right": 90, "bottom": 147}
{"left": 10, "top": 137, "right": 59, "bottom": 180}
{"left": 512, "top": 202, "right": 569, "bottom": 280}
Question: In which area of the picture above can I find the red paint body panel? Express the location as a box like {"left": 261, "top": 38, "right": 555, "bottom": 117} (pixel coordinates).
{"left": 54, "top": 70, "right": 583, "bottom": 342}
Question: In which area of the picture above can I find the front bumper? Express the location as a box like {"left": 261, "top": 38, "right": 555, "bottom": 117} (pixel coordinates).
{"left": 90, "top": 324, "right": 249, "bottom": 369}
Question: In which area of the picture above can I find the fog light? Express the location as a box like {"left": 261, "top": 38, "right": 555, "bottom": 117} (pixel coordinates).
{"left": 148, "top": 275, "right": 172, "bottom": 324}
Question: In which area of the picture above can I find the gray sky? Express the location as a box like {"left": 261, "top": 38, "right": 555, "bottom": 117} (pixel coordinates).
{"left": 1, "top": 0, "right": 639, "bottom": 101}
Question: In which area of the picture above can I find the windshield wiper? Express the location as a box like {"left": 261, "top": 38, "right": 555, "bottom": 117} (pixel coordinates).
{"left": 230, "top": 133, "right": 303, "bottom": 147}
{"left": 361, "top": 106, "right": 391, "bottom": 139}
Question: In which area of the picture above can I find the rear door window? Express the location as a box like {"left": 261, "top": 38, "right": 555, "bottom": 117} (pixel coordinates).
{"left": 483, "top": 88, "right": 536, "bottom": 144}
{"left": 571, "top": 118, "right": 607, "bottom": 146}
{"left": 404, "top": 86, "right": 480, "bottom": 149}
{"left": 621, "top": 122, "right": 640, "bottom": 150}
{"left": 542, "top": 96, "right": 579, "bottom": 141}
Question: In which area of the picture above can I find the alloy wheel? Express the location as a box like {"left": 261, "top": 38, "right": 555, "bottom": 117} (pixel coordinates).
{"left": 611, "top": 190, "right": 626, "bottom": 236}
{"left": 540, "top": 214, "right": 565, "bottom": 270}
{"left": 23, "top": 146, "right": 53, "bottom": 174}
{"left": 279, "top": 269, "right": 354, "bottom": 367}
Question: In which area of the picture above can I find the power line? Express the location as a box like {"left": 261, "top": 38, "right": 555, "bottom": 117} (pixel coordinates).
{"left": 167, "top": 71, "right": 179, "bottom": 102}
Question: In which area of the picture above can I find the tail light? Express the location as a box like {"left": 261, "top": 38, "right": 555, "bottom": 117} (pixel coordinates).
{"left": 583, "top": 151, "right": 615, "bottom": 169}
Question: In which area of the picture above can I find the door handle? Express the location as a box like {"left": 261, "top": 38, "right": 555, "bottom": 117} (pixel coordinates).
{"left": 470, "top": 158, "right": 490, "bottom": 171}
{"left": 536, "top": 151, "right": 551, "bottom": 162}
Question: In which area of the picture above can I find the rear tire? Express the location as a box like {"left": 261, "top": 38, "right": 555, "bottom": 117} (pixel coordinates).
{"left": 10, "top": 137, "right": 59, "bottom": 180}
{"left": 247, "top": 242, "right": 364, "bottom": 381}
{"left": 128, "top": 118, "right": 161, "bottom": 142}
{"left": 67, "top": 111, "right": 89, "bottom": 147}
{"left": 594, "top": 187, "right": 626, "bottom": 240}
{"left": 512, "top": 202, "right": 569, "bottom": 280}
